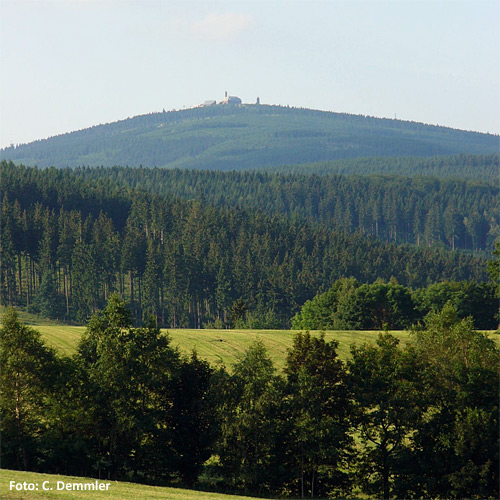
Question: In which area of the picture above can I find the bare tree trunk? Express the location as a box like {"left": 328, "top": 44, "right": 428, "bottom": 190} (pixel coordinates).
{"left": 382, "top": 447, "right": 390, "bottom": 499}
{"left": 57, "top": 265, "right": 61, "bottom": 296}
{"left": 311, "top": 468, "right": 315, "bottom": 498}
{"left": 160, "top": 286, "right": 165, "bottom": 326}
{"left": 25, "top": 255, "right": 30, "bottom": 307}
{"left": 129, "top": 270, "right": 134, "bottom": 307}
{"left": 138, "top": 276, "right": 142, "bottom": 321}
{"left": 301, "top": 453, "right": 304, "bottom": 498}
{"left": 17, "top": 254, "right": 23, "bottom": 305}
{"left": 64, "top": 269, "right": 70, "bottom": 317}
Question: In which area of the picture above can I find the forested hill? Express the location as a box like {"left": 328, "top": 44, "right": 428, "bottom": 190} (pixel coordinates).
{"left": 0, "top": 163, "right": 488, "bottom": 327}
{"left": 1, "top": 104, "right": 498, "bottom": 169}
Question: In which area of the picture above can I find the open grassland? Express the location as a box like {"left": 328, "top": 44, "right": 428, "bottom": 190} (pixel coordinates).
{"left": 160, "top": 328, "right": 411, "bottom": 369}
{"left": 32, "top": 324, "right": 410, "bottom": 368}
{"left": 3, "top": 309, "right": 499, "bottom": 369}
{"left": 0, "top": 470, "right": 263, "bottom": 500}
{"left": 33, "top": 326, "right": 84, "bottom": 357}
{"left": 1, "top": 308, "right": 70, "bottom": 327}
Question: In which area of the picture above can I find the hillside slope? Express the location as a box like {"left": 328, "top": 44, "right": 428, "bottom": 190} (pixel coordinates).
{"left": 1, "top": 469, "right": 262, "bottom": 500}
{"left": 2, "top": 105, "right": 498, "bottom": 169}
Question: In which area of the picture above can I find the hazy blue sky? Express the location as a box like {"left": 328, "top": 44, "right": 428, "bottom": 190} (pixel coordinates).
{"left": 1, "top": 0, "right": 498, "bottom": 149}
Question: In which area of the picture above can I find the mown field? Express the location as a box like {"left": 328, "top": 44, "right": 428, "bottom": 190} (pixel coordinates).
{"left": 0, "top": 470, "right": 264, "bottom": 500}
{"left": 3, "top": 308, "right": 499, "bottom": 369}
{"left": 27, "top": 324, "right": 411, "bottom": 368}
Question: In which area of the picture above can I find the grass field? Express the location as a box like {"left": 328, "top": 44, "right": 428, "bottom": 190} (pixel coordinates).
{"left": 3, "top": 308, "right": 499, "bottom": 369}
{"left": 0, "top": 470, "right": 264, "bottom": 500}
{"left": 32, "top": 324, "right": 410, "bottom": 368}
{"left": 158, "top": 328, "right": 411, "bottom": 368}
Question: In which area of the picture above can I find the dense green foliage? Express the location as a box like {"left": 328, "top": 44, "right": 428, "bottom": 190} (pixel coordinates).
{"left": 0, "top": 162, "right": 489, "bottom": 327}
{"left": 292, "top": 278, "right": 498, "bottom": 330}
{"left": 1, "top": 301, "right": 215, "bottom": 484}
{"left": 0, "top": 309, "right": 59, "bottom": 471}
{"left": 52, "top": 163, "right": 499, "bottom": 251}
{"left": 1, "top": 302, "right": 498, "bottom": 499}
{"left": 1, "top": 105, "right": 498, "bottom": 169}
{"left": 487, "top": 241, "right": 500, "bottom": 296}
{"left": 269, "top": 154, "right": 499, "bottom": 182}
{"left": 348, "top": 310, "right": 499, "bottom": 499}
{"left": 348, "top": 334, "right": 429, "bottom": 498}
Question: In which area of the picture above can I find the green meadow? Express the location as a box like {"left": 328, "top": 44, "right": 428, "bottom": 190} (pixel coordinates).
{"left": 34, "top": 324, "right": 409, "bottom": 368}
{"left": 0, "top": 469, "right": 264, "bottom": 500}
{"left": 3, "top": 308, "right": 498, "bottom": 369}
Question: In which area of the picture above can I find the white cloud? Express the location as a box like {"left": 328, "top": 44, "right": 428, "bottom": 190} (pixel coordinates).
{"left": 190, "top": 12, "right": 254, "bottom": 41}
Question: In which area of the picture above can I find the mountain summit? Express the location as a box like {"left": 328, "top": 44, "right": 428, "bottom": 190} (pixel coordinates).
{"left": 2, "top": 105, "right": 498, "bottom": 169}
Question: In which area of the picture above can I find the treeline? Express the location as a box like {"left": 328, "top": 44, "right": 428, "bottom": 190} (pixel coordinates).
{"left": 292, "top": 278, "right": 498, "bottom": 330}
{"left": 68, "top": 162, "right": 499, "bottom": 251}
{"left": 2, "top": 300, "right": 498, "bottom": 499}
{"left": 0, "top": 163, "right": 489, "bottom": 326}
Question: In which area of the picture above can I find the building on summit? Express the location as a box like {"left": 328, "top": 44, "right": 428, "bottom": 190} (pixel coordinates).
{"left": 221, "top": 91, "right": 242, "bottom": 105}
{"left": 200, "top": 92, "right": 251, "bottom": 107}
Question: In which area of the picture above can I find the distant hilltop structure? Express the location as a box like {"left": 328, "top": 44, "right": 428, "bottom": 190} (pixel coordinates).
{"left": 221, "top": 91, "right": 242, "bottom": 105}
{"left": 200, "top": 92, "right": 260, "bottom": 107}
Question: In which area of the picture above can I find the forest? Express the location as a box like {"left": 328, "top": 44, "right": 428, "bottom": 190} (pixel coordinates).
{"left": 0, "top": 161, "right": 492, "bottom": 327}
{"left": 1, "top": 126, "right": 499, "bottom": 500}
{"left": 269, "top": 153, "right": 499, "bottom": 182}
{"left": 1, "top": 105, "right": 498, "bottom": 169}
{"left": 1, "top": 300, "right": 498, "bottom": 499}
{"left": 64, "top": 161, "right": 499, "bottom": 251}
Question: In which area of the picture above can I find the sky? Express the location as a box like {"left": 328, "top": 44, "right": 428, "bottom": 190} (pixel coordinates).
{"left": 1, "top": 0, "right": 499, "bottom": 149}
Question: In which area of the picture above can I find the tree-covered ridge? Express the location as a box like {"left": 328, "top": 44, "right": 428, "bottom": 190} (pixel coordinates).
{"left": 0, "top": 162, "right": 488, "bottom": 326}
{"left": 1, "top": 105, "right": 498, "bottom": 169}
{"left": 61, "top": 162, "right": 499, "bottom": 252}
{"left": 268, "top": 154, "right": 499, "bottom": 182}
